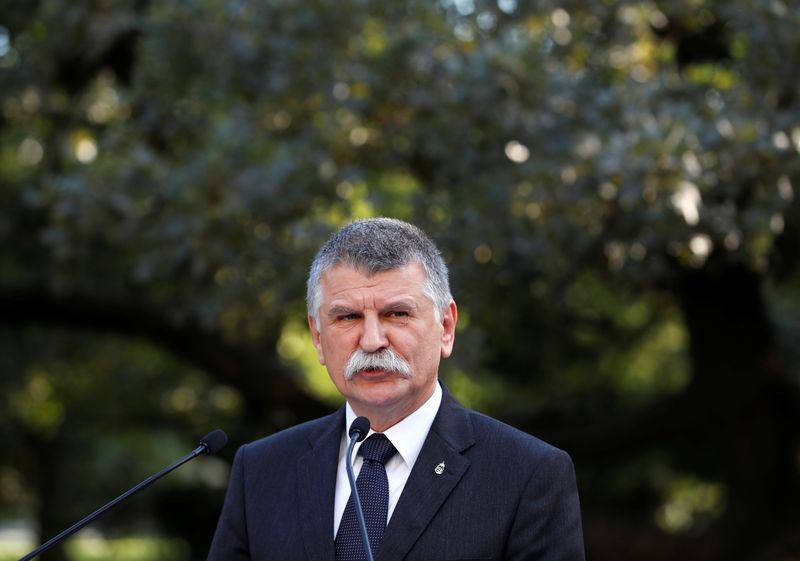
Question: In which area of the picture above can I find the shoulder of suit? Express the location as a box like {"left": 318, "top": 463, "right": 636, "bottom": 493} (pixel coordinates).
{"left": 239, "top": 409, "right": 341, "bottom": 456}
{"left": 465, "top": 407, "right": 570, "bottom": 460}
{"left": 438, "top": 387, "right": 571, "bottom": 462}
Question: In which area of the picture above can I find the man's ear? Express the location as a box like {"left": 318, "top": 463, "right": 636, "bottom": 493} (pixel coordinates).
{"left": 440, "top": 300, "right": 457, "bottom": 358}
{"left": 308, "top": 315, "right": 326, "bottom": 365}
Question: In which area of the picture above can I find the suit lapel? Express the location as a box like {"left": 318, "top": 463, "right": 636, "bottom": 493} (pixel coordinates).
{"left": 297, "top": 409, "right": 345, "bottom": 561}
{"left": 377, "top": 390, "right": 475, "bottom": 561}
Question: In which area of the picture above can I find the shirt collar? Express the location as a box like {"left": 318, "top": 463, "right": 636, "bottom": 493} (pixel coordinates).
{"left": 345, "top": 382, "right": 442, "bottom": 470}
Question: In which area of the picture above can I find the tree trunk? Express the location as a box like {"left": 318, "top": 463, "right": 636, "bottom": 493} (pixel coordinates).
{"left": 28, "top": 431, "right": 70, "bottom": 561}
{"left": 678, "top": 263, "right": 800, "bottom": 560}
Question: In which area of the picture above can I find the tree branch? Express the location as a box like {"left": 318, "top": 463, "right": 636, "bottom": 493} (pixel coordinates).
{"left": 0, "top": 285, "right": 333, "bottom": 426}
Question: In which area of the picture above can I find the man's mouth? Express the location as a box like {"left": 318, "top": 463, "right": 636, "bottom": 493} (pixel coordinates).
{"left": 360, "top": 366, "right": 388, "bottom": 374}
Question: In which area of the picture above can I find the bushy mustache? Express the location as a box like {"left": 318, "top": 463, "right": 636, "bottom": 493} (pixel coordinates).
{"left": 345, "top": 348, "right": 412, "bottom": 380}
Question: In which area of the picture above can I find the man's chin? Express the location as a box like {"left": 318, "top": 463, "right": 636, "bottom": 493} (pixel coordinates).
{"left": 348, "top": 374, "right": 408, "bottom": 399}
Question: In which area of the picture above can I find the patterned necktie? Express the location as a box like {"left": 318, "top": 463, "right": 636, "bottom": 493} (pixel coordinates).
{"left": 335, "top": 433, "right": 397, "bottom": 560}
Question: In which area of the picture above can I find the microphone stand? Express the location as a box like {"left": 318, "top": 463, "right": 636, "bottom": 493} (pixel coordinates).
{"left": 19, "top": 434, "right": 224, "bottom": 561}
{"left": 345, "top": 432, "right": 375, "bottom": 561}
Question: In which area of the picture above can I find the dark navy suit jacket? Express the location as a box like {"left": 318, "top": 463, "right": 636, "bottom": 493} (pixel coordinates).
{"left": 207, "top": 388, "right": 585, "bottom": 560}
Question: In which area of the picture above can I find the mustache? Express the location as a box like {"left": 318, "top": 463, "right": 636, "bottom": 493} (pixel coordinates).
{"left": 344, "top": 348, "right": 412, "bottom": 380}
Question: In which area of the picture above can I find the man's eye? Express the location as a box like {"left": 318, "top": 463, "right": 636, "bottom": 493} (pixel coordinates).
{"left": 388, "top": 311, "right": 409, "bottom": 318}
{"left": 339, "top": 313, "right": 360, "bottom": 321}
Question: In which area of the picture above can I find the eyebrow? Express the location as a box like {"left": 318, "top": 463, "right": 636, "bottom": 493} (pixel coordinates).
{"left": 325, "top": 299, "right": 419, "bottom": 318}
{"left": 327, "top": 305, "right": 359, "bottom": 319}
{"left": 382, "top": 300, "right": 418, "bottom": 312}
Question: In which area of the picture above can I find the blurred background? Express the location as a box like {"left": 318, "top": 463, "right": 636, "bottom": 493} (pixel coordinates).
{"left": 1, "top": 0, "right": 799, "bottom": 560}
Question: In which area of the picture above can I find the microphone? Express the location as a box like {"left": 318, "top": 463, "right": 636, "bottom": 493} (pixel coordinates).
{"left": 344, "top": 416, "right": 374, "bottom": 561}
{"left": 19, "top": 429, "right": 228, "bottom": 561}
{"left": 349, "top": 416, "right": 370, "bottom": 442}
{"left": 197, "top": 429, "right": 228, "bottom": 455}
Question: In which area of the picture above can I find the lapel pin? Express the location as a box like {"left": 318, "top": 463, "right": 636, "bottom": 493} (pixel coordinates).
{"left": 434, "top": 461, "right": 446, "bottom": 475}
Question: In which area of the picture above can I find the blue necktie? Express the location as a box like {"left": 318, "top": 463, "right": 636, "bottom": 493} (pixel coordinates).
{"left": 335, "top": 433, "right": 397, "bottom": 560}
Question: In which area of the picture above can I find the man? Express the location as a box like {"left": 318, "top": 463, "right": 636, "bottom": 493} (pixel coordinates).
{"left": 207, "top": 218, "right": 585, "bottom": 561}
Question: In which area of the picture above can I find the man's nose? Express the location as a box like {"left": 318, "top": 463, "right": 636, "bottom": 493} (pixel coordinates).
{"left": 360, "top": 314, "right": 388, "bottom": 352}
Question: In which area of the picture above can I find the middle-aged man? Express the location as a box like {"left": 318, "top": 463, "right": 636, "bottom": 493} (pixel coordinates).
{"left": 207, "top": 218, "right": 585, "bottom": 561}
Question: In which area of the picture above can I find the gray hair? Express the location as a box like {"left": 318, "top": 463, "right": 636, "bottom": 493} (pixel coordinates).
{"left": 306, "top": 218, "right": 452, "bottom": 324}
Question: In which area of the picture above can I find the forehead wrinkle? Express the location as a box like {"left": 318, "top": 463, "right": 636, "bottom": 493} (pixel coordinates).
{"left": 326, "top": 294, "right": 420, "bottom": 313}
{"left": 318, "top": 262, "right": 432, "bottom": 317}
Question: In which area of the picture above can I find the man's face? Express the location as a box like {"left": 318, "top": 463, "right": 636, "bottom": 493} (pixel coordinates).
{"left": 308, "top": 262, "right": 457, "bottom": 430}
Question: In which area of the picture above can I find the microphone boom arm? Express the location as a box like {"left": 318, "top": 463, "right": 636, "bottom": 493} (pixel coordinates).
{"left": 344, "top": 433, "right": 375, "bottom": 561}
{"left": 19, "top": 435, "right": 225, "bottom": 561}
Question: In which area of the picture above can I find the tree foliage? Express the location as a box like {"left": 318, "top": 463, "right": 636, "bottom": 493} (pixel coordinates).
{"left": 1, "top": 1, "right": 799, "bottom": 560}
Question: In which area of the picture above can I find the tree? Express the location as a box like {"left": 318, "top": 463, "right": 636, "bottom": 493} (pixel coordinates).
{"left": 0, "top": 0, "right": 798, "bottom": 559}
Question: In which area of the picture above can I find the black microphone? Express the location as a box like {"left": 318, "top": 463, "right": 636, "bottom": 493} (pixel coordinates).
{"left": 197, "top": 429, "right": 228, "bottom": 455}
{"left": 19, "top": 429, "right": 228, "bottom": 561}
{"left": 344, "top": 416, "right": 374, "bottom": 561}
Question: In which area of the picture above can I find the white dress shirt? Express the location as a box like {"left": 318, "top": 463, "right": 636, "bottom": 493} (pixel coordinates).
{"left": 333, "top": 382, "right": 443, "bottom": 537}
